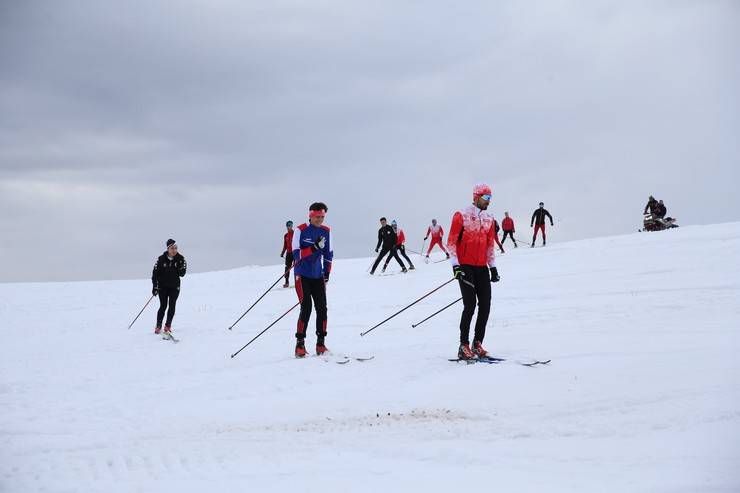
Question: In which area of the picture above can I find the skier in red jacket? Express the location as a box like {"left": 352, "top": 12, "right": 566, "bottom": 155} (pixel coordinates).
{"left": 424, "top": 219, "right": 449, "bottom": 263}
{"left": 447, "top": 183, "right": 500, "bottom": 360}
{"left": 501, "top": 212, "right": 517, "bottom": 248}
{"left": 386, "top": 220, "right": 415, "bottom": 271}
{"left": 280, "top": 220, "right": 295, "bottom": 288}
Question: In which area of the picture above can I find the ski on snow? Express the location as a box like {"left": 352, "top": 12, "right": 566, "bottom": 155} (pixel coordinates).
{"left": 448, "top": 356, "right": 550, "bottom": 366}
{"left": 162, "top": 332, "right": 180, "bottom": 343}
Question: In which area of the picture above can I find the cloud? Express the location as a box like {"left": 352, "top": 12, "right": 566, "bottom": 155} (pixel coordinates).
{"left": 1, "top": 0, "right": 738, "bottom": 281}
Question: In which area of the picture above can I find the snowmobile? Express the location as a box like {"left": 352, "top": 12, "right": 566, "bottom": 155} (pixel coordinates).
{"left": 641, "top": 213, "right": 679, "bottom": 232}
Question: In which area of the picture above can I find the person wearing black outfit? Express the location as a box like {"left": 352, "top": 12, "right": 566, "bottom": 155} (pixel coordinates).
{"left": 644, "top": 195, "right": 659, "bottom": 215}
{"left": 530, "top": 202, "right": 554, "bottom": 247}
{"left": 386, "top": 220, "right": 415, "bottom": 271}
{"left": 151, "top": 239, "right": 187, "bottom": 334}
{"left": 655, "top": 200, "right": 667, "bottom": 219}
{"left": 370, "top": 217, "right": 406, "bottom": 274}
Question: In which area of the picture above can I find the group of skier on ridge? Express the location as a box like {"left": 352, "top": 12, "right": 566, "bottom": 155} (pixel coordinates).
{"left": 149, "top": 185, "right": 557, "bottom": 360}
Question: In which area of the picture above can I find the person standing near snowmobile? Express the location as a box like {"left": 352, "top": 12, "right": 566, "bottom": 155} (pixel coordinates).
{"left": 151, "top": 239, "right": 187, "bottom": 335}
{"left": 388, "top": 220, "right": 415, "bottom": 271}
{"left": 501, "top": 211, "right": 517, "bottom": 247}
{"left": 280, "top": 220, "right": 295, "bottom": 288}
{"left": 644, "top": 195, "right": 659, "bottom": 215}
{"left": 292, "top": 202, "right": 333, "bottom": 357}
{"left": 424, "top": 218, "right": 449, "bottom": 262}
{"left": 371, "top": 217, "right": 406, "bottom": 274}
{"left": 530, "top": 202, "right": 554, "bottom": 247}
{"left": 448, "top": 183, "right": 500, "bottom": 360}
{"left": 655, "top": 200, "right": 667, "bottom": 219}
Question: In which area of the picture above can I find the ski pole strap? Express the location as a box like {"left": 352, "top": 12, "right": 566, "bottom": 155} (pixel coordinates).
{"left": 231, "top": 301, "right": 300, "bottom": 359}
{"left": 360, "top": 277, "right": 457, "bottom": 336}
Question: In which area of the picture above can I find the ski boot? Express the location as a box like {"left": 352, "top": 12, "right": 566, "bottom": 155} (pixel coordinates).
{"left": 402, "top": 267, "right": 408, "bottom": 273}
{"left": 283, "top": 282, "right": 289, "bottom": 288}
{"left": 446, "top": 253, "right": 450, "bottom": 259}
{"left": 472, "top": 341, "right": 488, "bottom": 358}
{"left": 409, "top": 263, "right": 415, "bottom": 270}
{"left": 381, "top": 264, "right": 387, "bottom": 273}
{"left": 316, "top": 339, "right": 329, "bottom": 355}
{"left": 424, "top": 256, "right": 430, "bottom": 264}
{"left": 458, "top": 343, "right": 475, "bottom": 360}
{"left": 164, "top": 324, "right": 172, "bottom": 334}
{"left": 295, "top": 339, "right": 307, "bottom": 358}
{"left": 154, "top": 324, "right": 162, "bottom": 335}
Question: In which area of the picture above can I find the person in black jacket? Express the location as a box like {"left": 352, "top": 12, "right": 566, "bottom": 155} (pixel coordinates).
{"left": 151, "top": 239, "right": 187, "bottom": 334}
{"left": 370, "top": 217, "right": 406, "bottom": 275}
{"left": 655, "top": 200, "right": 667, "bottom": 219}
{"left": 644, "top": 195, "right": 659, "bottom": 215}
{"left": 530, "top": 202, "right": 554, "bottom": 247}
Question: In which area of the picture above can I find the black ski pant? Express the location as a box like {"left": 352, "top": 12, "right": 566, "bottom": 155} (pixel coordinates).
{"left": 372, "top": 245, "right": 404, "bottom": 272}
{"left": 295, "top": 276, "right": 327, "bottom": 341}
{"left": 457, "top": 265, "right": 491, "bottom": 345}
{"left": 156, "top": 286, "right": 180, "bottom": 327}
{"left": 395, "top": 245, "right": 414, "bottom": 266}
{"left": 501, "top": 230, "right": 517, "bottom": 246}
{"left": 383, "top": 246, "right": 409, "bottom": 269}
{"left": 283, "top": 252, "right": 294, "bottom": 285}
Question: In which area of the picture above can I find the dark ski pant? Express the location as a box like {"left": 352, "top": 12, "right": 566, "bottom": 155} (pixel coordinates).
{"left": 156, "top": 286, "right": 180, "bottom": 327}
{"left": 295, "top": 275, "right": 327, "bottom": 341}
{"left": 457, "top": 265, "right": 491, "bottom": 345}
{"left": 283, "top": 252, "right": 294, "bottom": 285}
{"left": 395, "top": 245, "right": 414, "bottom": 266}
{"left": 372, "top": 245, "right": 404, "bottom": 272}
{"left": 501, "top": 230, "right": 517, "bottom": 246}
{"left": 532, "top": 223, "right": 546, "bottom": 244}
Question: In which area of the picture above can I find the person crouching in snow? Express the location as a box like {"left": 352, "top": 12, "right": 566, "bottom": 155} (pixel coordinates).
{"left": 151, "top": 239, "right": 187, "bottom": 335}
{"left": 447, "top": 184, "right": 500, "bottom": 360}
{"left": 292, "top": 203, "right": 333, "bottom": 358}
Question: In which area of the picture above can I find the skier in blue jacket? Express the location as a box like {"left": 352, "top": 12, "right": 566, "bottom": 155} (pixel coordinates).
{"left": 292, "top": 202, "right": 333, "bottom": 357}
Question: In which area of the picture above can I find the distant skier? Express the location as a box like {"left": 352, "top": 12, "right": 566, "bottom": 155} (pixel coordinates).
{"left": 530, "top": 202, "right": 554, "bottom": 247}
{"left": 388, "top": 220, "right": 415, "bottom": 271}
{"left": 292, "top": 202, "right": 333, "bottom": 357}
{"left": 448, "top": 183, "right": 500, "bottom": 360}
{"left": 424, "top": 218, "right": 449, "bottom": 262}
{"left": 371, "top": 217, "right": 406, "bottom": 274}
{"left": 644, "top": 195, "right": 659, "bottom": 215}
{"left": 151, "top": 239, "right": 187, "bottom": 335}
{"left": 501, "top": 211, "right": 517, "bottom": 247}
{"left": 280, "top": 220, "right": 294, "bottom": 288}
{"left": 493, "top": 218, "right": 505, "bottom": 254}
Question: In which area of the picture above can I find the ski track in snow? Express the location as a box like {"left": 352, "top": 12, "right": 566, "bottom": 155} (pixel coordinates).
{"left": 1, "top": 223, "right": 740, "bottom": 492}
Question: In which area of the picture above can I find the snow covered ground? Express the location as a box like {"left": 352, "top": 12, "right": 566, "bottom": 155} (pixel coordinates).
{"left": 2, "top": 223, "right": 739, "bottom": 492}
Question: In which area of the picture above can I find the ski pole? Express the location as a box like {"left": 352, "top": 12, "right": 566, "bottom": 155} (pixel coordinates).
{"left": 419, "top": 238, "right": 427, "bottom": 259}
{"left": 127, "top": 294, "right": 156, "bottom": 330}
{"left": 360, "top": 277, "right": 457, "bottom": 337}
{"left": 227, "top": 256, "right": 307, "bottom": 331}
{"left": 411, "top": 297, "right": 462, "bottom": 328}
{"left": 231, "top": 301, "right": 300, "bottom": 358}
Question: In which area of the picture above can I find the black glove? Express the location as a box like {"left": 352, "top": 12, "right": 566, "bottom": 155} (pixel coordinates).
{"left": 152, "top": 286, "right": 158, "bottom": 296}
{"left": 452, "top": 265, "right": 464, "bottom": 279}
{"left": 375, "top": 248, "right": 379, "bottom": 253}
{"left": 324, "top": 272, "right": 330, "bottom": 283}
{"left": 490, "top": 267, "right": 500, "bottom": 283}
{"left": 280, "top": 252, "right": 284, "bottom": 258}
{"left": 311, "top": 236, "right": 326, "bottom": 252}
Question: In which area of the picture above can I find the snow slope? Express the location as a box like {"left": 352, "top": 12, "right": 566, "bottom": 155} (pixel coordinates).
{"left": 2, "top": 223, "right": 739, "bottom": 492}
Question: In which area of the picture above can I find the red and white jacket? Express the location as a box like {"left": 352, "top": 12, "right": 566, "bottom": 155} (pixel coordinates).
{"left": 447, "top": 204, "right": 496, "bottom": 267}
{"left": 396, "top": 229, "right": 406, "bottom": 246}
{"left": 426, "top": 224, "right": 444, "bottom": 240}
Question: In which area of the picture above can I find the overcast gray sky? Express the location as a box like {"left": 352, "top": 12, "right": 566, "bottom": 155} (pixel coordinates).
{"left": 1, "top": 0, "right": 738, "bottom": 282}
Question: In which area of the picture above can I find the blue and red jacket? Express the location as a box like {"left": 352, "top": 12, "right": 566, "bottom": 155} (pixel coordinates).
{"left": 292, "top": 223, "right": 333, "bottom": 279}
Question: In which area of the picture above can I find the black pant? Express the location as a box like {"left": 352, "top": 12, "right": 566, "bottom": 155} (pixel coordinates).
{"left": 457, "top": 265, "right": 491, "bottom": 344}
{"left": 395, "top": 245, "right": 414, "bottom": 266}
{"left": 284, "top": 252, "right": 294, "bottom": 284}
{"left": 296, "top": 276, "right": 327, "bottom": 341}
{"left": 372, "top": 245, "right": 405, "bottom": 272}
{"left": 501, "top": 230, "right": 517, "bottom": 245}
{"left": 157, "top": 286, "right": 180, "bottom": 327}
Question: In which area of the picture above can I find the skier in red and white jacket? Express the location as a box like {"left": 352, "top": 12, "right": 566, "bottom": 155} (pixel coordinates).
{"left": 424, "top": 219, "right": 449, "bottom": 262}
{"left": 447, "top": 183, "right": 500, "bottom": 360}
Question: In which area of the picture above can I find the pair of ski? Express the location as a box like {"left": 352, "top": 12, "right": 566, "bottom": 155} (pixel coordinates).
{"left": 309, "top": 353, "right": 375, "bottom": 365}
{"left": 161, "top": 332, "right": 180, "bottom": 344}
{"left": 449, "top": 355, "right": 551, "bottom": 367}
